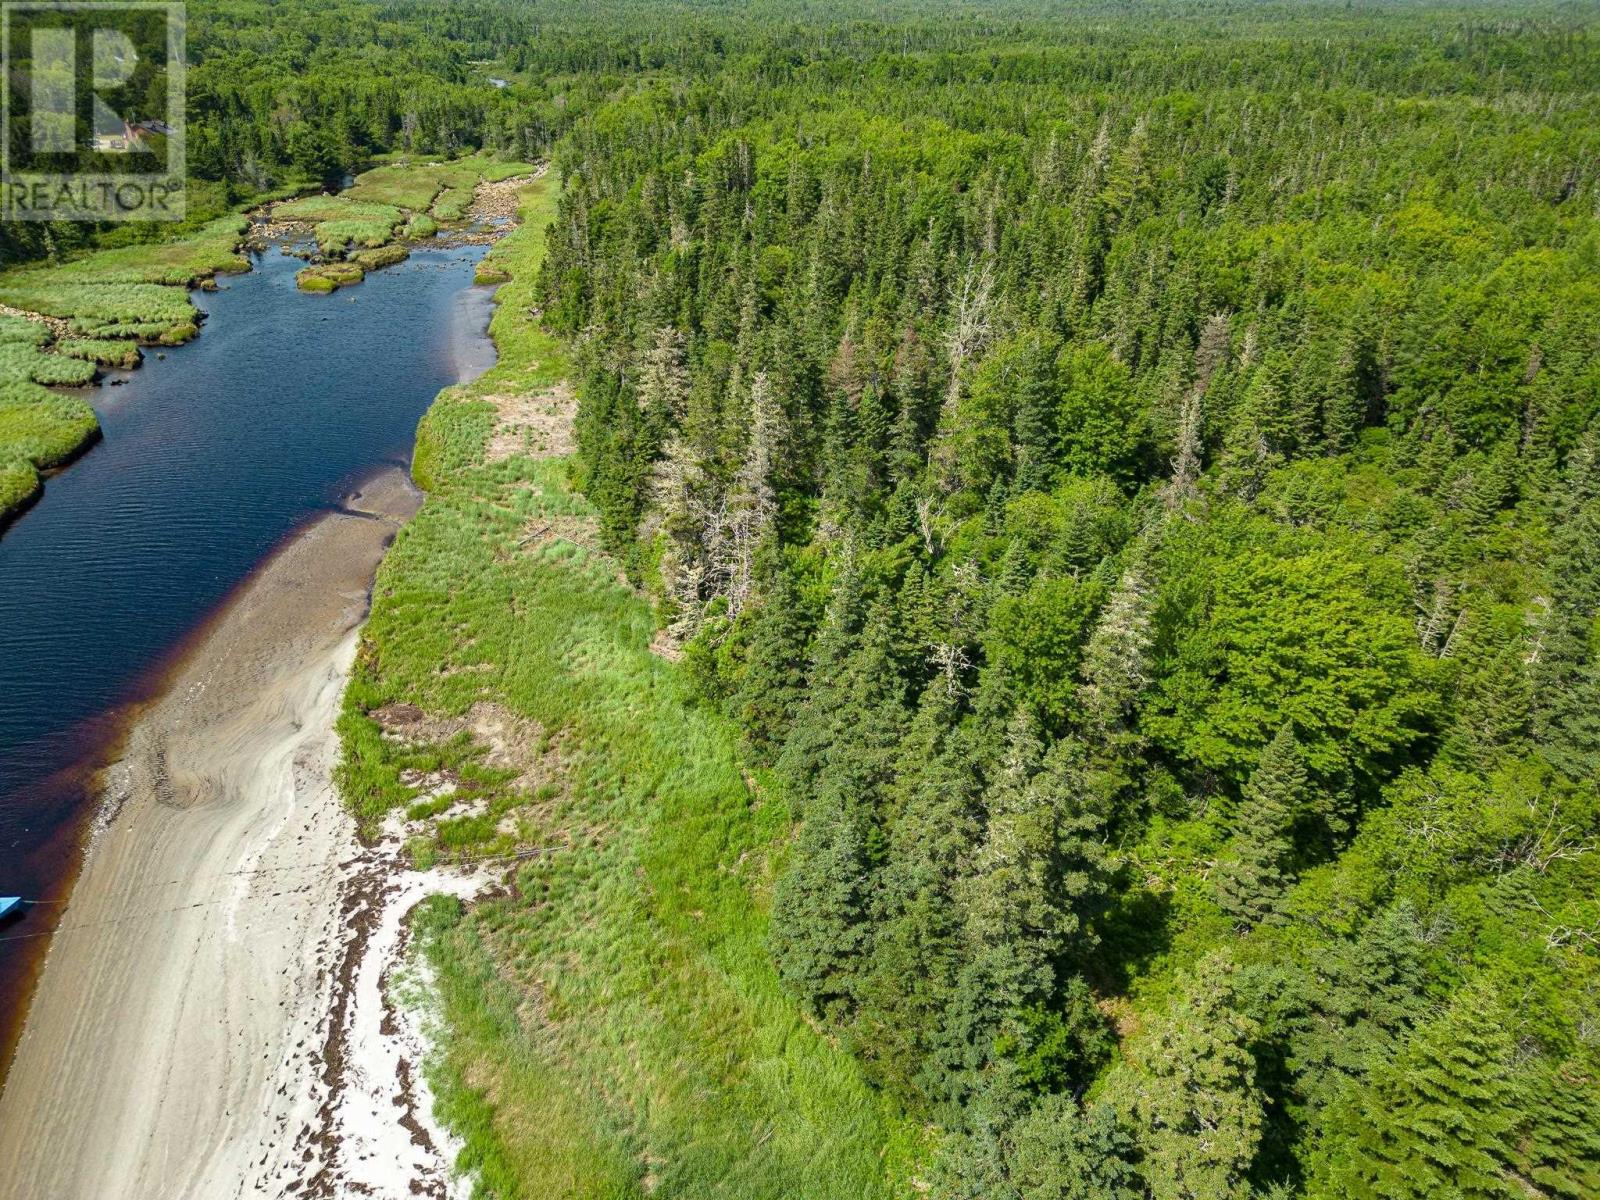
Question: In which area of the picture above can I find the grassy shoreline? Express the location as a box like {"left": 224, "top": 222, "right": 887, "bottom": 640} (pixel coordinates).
{"left": 337, "top": 174, "right": 921, "bottom": 1199}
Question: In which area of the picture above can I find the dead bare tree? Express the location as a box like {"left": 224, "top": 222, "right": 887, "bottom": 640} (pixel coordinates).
{"left": 723, "top": 372, "right": 783, "bottom": 618}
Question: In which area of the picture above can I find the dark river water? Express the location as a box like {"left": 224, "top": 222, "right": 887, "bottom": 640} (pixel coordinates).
{"left": 0, "top": 240, "right": 495, "bottom": 1047}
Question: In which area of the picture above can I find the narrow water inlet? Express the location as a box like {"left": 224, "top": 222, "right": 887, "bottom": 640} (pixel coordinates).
{"left": 0, "top": 241, "right": 496, "bottom": 1067}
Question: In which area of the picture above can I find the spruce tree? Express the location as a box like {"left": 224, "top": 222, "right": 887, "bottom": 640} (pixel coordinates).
{"left": 1531, "top": 443, "right": 1600, "bottom": 780}
{"left": 769, "top": 779, "right": 874, "bottom": 1020}
{"left": 775, "top": 554, "right": 865, "bottom": 799}
{"left": 1011, "top": 334, "right": 1062, "bottom": 496}
{"left": 852, "top": 685, "right": 981, "bottom": 1106}
{"left": 635, "top": 324, "right": 691, "bottom": 439}
{"left": 1214, "top": 724, "right": 1305, "bottom": 930}
{"left": 773, "top": 592, "right": 909, "bottom": 1019}
{"left": 1009, "top": 1095, "right": 1143, "bottom": 1200}
{"left": 1515, "top": 1059, "right": 1600, "bottom": 1200}
{"left": 944, "top": 709, "right": 1060, "bottom": 1096}
{"left": 651, "top": 431, "right": 714, "bottom": 634}
{"left": 1106, "top": 950, "right": 1264, "bottom": 1200}
{"left": 1284, "top": 901, "right": 1429, "bottom": 1117}
{"left": 928, "top": 713, "right": 1108, "bottom": 1102}
{"left": 1218, "top": 355, "right": 1289, "bottom": 500}
{"left": 1289, "top": 336, "right": 1333, "bottom": 457}
{"left": 723, "top": 370, "right": 784, "bottom": 615}
{"left": 1314, "top": 978, "right": 1518, "bottom": 1200}
{"left": 1320, "top": 332, "right": 1365, "bottom": 455}
{"left": 733, "top": 563, "right": 814, "bottom": 760}
{"left": 1078, "top": 532, "right": 1159, "bottom": 737}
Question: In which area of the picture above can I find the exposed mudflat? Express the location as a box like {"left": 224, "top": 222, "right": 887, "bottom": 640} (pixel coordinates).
{"left": 0, "top": 467, "right": 483, "bottom": 1200}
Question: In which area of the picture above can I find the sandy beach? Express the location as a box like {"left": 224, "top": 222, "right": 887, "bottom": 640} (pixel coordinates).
{"left": 0, "top": 467, "right": 477, "bottom": 1200}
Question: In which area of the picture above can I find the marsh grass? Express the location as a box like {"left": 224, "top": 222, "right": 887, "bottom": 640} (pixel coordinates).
{"left": 25, "top": 217, "right": 250, "bottom": 286}
{"left": 57, "top": 338, "right": 142, "bottom": 368}
{"left": 430, "top": 188, "right": 473, "bottom": 221}
{"left": 296, "top": 262, "right": 365, "bottom": 292}
{"left": 345, "top": 168, "right": 446, "bottom": 212}
{"left": 349, "top": 152, "right": 537, "bottom": 214}
{"left": 0, "top": 316, "right": 48, "bottom": 345}
{"left": 0, "top": 212, "right": 257, "bottom": 526}
{"left": 0, "top": 341, "right": 97, "bottom": 386}
{"left": 290, "top": 157, "right": 539, "bottom": 263}
{"left": 275, "top": 195, "right": 401, "bottom": 225}
{"left": 405, "top": 214, "right": 440, "bottom": 240}
{"left": 274, "top": 196, "right": 404, "bottom": 257}
{"left": 0, "top": 382, "right": 99, "bottom": 463}
{"left": 0, "top": 215, "right": 245, "bottom": 349}
{"left": 281, "top": 157, "right": 539, "bottom": 304}
{"left": 352, "top": 243, "right": 410, "bottom": 270}
{"left": 316, "top": 217, "right": 404, "bottom": 254}
{"left": 0, "top": 280, "right": 198, "bottom": 343}
{"left": 76, "top": 320, "right": 179, "bottom": 340}
{"left": 297, "top": 243, "right": 409, "bottom": 290}
{"left": 338, "top": 177, "right": 920, "bottom": 1199}
{"left": 0, "top": 383, "right": 100, "bottom": 524}
{"left": 0, "top": 455, "right": 39, "bottom": 521}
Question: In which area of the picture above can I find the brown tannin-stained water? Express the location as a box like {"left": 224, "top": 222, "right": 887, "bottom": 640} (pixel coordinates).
{"left": 0, "top": 241, "right": 496, "bottom": 1071}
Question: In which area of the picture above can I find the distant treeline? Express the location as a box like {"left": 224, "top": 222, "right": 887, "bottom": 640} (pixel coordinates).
{"left": 2, "top": 0, "right": 562, "bottom": 266}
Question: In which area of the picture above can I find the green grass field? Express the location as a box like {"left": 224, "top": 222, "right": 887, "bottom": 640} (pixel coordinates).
{"left": 337, "top": 175, "right": 921, "bottom": 1199}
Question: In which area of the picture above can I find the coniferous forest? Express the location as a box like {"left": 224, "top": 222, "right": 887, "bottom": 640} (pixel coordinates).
{"left": 530, "top": 4, "right": 1600, "bottom": 1196}
{"left": 7, "top": 1, "right": 1600, "bottom": 1196}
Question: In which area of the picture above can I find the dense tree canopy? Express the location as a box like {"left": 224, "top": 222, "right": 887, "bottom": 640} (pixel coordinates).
{"left": 529, "top": 2, "right": 1600, "bottom": 1194}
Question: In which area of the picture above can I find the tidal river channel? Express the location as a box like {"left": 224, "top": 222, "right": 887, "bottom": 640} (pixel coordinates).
{"left": 0, "top": 240, "right": 496, "bottom": 1061}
